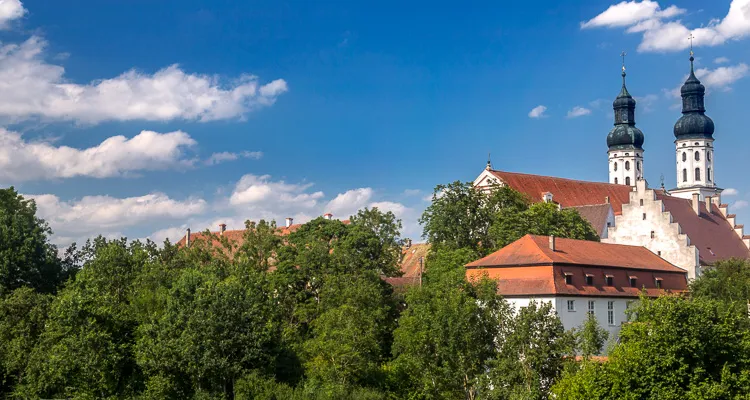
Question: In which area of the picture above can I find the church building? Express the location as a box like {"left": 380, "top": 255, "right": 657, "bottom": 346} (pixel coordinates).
{"left": 474, "top": 53, "right": 750, "bottom": 280}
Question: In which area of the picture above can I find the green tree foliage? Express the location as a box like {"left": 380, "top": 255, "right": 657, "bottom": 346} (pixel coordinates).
{"left": 490, "top": 202, "right": 600, "bottom": 249}
{"left": 575, "top": 312, "right": 609, "bottom": 358}
{"left": 690, "top": 258, "right": 750, "bottom": 307}
{"left": 0, "top": 187, "right": 72, "bottom": 294}
{"left": 552, "top": 295, "right": 750, "bottom": 399}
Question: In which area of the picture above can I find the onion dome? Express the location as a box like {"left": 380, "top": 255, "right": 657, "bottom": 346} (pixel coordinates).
{"left": 607, "top": 69, "right": 644, "bottom": 150}
{"left": 674, "top": 55, "right": 714, "bottom": 140}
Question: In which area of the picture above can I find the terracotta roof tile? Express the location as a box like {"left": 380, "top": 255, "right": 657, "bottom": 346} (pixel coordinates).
{"left": 568, "top": 204, "right": 612, "bottom": 237}
{"left": 400, "top": 243, "right": 430, "bottom": 278}
{"left": 655, "top": 192, "right": 750, "bottom": 264}
{"left": 488, "top": 170, "right": 633, "bottom": 214}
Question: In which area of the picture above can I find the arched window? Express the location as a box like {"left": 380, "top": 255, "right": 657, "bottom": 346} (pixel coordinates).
{"left": 708, "top": 168, "right": 712, "bottom": 182}
{"left": 625, "top": 161, "right": 630, "bottom": 171}
{"left": 626, "top": 177, "right": 631, "bottom": 186}
{"left": 637, "top": 161, "right": 641, "bottom": 172}
{"left": 615, "top": 177, "right": 619, "bottom": 184}
{"left": 695, "top": 168, "right": 701, "bottom": 181}
{"left": 708, "top": 152, "right": 712, "bottom": 161}
{"left": 695, "top": 151, "right": 700, "bottom": 161}
{"left": 682, "top": 152, "right": 687, "bottom": 162}
{"left": 683, "top": 169, "right": 687, "bottom": 182}
{"left": 614, "top": 162, "right": 618, "bottom": 171}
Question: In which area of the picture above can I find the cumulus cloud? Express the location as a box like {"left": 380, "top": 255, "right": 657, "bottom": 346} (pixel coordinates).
{"left": 723, "top": 188, "right": 739, "bottom": 196}
{"left": 528, "top": 105, "right": 548, "bottom": 118}
{"left": 0, "top": 36, "right": 287, "bottom": 123}
{"left": 205, "top": 151, "right": 263, "bottom": 165}
{"left": 715, "top": 57, "right": 730, "bottom": 64}
{"left": 0, "top": 0, "right": 25, "bottom": 29}
{"left": 733, "top": 200, "right": 749, "bottom": 210}
{"left": 582, "top": 0, "right": 750, "bottom": 52}
{"left": 667, "top": 63, "right": 749, "bottom": 98}
{"left": 229, "top": 174, "right": 324, "bottom": 213}
{"left": 28, "top": 192, "right": 207, "bottom": 245}
{"left": 325, "top": 188, "right": 374, "bottom": 219}
{"left": 567, "top": 106, "right": 592, "bottom": 118}
{"left": 0, "top": 129, "right": 200, "bottom": 181}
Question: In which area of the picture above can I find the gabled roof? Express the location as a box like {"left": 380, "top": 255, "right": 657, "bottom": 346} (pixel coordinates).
{"left": 656, "top": 192, "right": 750, "bottom": 264}
{"left": 487, "top": 170, "right": 633, "bottom": 214}
{"left": 175, "top": 223, "right": 306, "bottom": 248}
{"left": 467, "top": 234, "right": 684, "bottom": 272}
{"left": 568, "top": 204, "right": 612, "bottom": 237}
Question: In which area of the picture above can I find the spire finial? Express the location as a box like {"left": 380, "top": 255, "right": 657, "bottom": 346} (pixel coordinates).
{"left": 660, "top": 174, "right": 665, "bottom": 189}
{"left": 688, "top": 33, "right": 695, "bottom": 71}
{"left": 620, "top": 51, "right": 627, "bottom": 82}
{"left": 486, "top": 152, "right": 492, "bottom": 170}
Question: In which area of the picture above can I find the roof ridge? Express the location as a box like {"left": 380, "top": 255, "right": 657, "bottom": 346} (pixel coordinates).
{"left": 490, "top": 169, "right": 629, "bottom": 188}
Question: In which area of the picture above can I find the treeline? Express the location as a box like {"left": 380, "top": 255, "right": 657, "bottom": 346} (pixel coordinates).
{"left": 1, "top": 184, "right": 750, "bottom": 399}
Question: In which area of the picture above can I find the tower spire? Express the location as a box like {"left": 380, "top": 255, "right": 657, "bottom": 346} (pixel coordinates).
{"left": 621, "top": 51, "right": 627, "bottom": 84}
{"left": 688, "top": 33, "right": 696, "bottom": 76}
{"left": 607, "top": 51, "right": 644, "bottom": 187}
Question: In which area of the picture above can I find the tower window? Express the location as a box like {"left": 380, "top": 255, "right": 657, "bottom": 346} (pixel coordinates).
{"left": 615, "top": 178, "right": 619, "bottom": 184}
{"left": 637, "top": 161, "right": 641, "bottom": 171}
{"left": 683, "top": 169, "right": 687, "bottom": 182}
{"left": 651, "top": 231, "right": 655, "bottom": 239}
{"left": 682, "top": 152, "right": 687, "bottom": 162}
{"left": 708, "top": 168, "right": 712, "bottom": 182}
{"left": 625, "top": 161, "right": 630, "bottom": 171}
{"left": 695, "top": 152, "right": 700, "bottom": 161}
{"left": 642, "top": 213, "right": 647, "bottom": 220}
{"left": 614, "top": 162, "right": 618, "bottom": 171}
{"left": 626, "top": 177, "right": 631, "bottom": 186}
{"left": 695, "top": 168, "right": 701, "bottom": 181}
{"left": 708, "top": 152, "right": 712, "bottom": 161}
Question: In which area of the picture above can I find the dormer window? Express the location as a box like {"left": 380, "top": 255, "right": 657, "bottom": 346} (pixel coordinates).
{"left": 629, "top": 276, "right": 637, "bottom": 287}
{"left": 585, "top": 274, "right": 594, "bottom": 286}
{"left": 564, "top": 272, "right": 573, "bottom": 285}
{"left": 655, "top": 278, "right": 663, "bottom": 289}
{"left": 605, "top": 275, "right": 614, "bottom": 286}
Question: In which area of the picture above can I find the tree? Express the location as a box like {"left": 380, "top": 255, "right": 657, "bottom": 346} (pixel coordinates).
{"left": 485, "top": 301, "right": 575, "bottom": 399}
{"left": 552, "top": 295, "right": 750, "bottom": 399}
{"left": 0, "top": 187, "right": 71, "bottom": 294}
{"left": 490, "top": 202, "right": 600, "bottom": 249}
{"left": 690, "top": 258, "right": 750, "bottom": 309}
{"left": 575, "top": 312, "right": 609, "bottom": 358}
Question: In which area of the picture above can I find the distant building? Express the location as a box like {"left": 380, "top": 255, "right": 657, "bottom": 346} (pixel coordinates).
{"left": 474, "top": 53, "right": 750, "bottom": 279}
{"left": 466, "top": 235, "right": 688, "bottom": 337}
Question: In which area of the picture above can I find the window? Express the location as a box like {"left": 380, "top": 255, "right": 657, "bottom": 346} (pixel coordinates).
{"left": 613, "top": 162, "right": 618, "bottom": 171}
{"left": 695, "top": 151, "right": 700, "bottom": 161}
{"left": 615, "top": 177, "right": 619, "bottom": 184}
{"left": 695, "top": 168, "right": 701, "bottom": 181}
{"left": 640, "top": 199, "right": 644, "bottom": 206}
{"left": 567, "top": 300, "right": 575, "bottom": 312}
{"left": 588, "top": 300, "right": 595, "bottom": 315}
{"left": 607, "top": 301, "right": 615, "bottom": 325}
{"left": 655, "top": 278, "right": 663, "bottom": 289}
{"left": 637, "top": 161, "right": 641, "bottom": 171}
{"left": 625, "top": 161, "right": 630, "bottom": 171}
{"left": 682, "top": 152, "right": 687, "bottom": 161}
{"left": 695, "top": 142, "right": 699, "bottom": 146}
{"left": 708, "top": 152, "right": 712, "bottom": 161}
{"left": 585, "top": 274, "right": 594, "bottom": 286}
{"left": 630, "top": 277, "right": 637, "bottom": 287}
{"left": 564, "top": 273, "right": 573, "bottom": 285}
{"left": 605, "top": 275, "right": 614, "bottom": 286}
{"left": 657, "top": 251, "right": 662, "bottom": 256}
{"left": 650, "top": 231, "right": 655, "bottom": 239}
{"left": 683, "top": 169, "right": 687, "bottom": 182}
{"left": 625, "top": 177, "right": 631, "bottom": 186}
{"left": 708, "top": 168, "right": 712, "bottom": 182}
{"left": 642, "top": 213, "right": 646, "bottom": 220}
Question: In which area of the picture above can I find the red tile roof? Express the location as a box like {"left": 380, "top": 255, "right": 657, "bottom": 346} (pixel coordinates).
{"left": 400, "top": 243, "right": 430, "bottom": 278}
{"left": 568, "top": 204, "right": 612, "bottom": 237}
{"left": 655, "top": 192, "right": 750, "bottom": 265}
{"left": 466, "top": 235, "right": 687, "bottom": 298}
{"left": 488, "top": 170, "right": 633, "bottom": 214}
{"left": 175, "top": 223, "right": 306, "bottom": 248}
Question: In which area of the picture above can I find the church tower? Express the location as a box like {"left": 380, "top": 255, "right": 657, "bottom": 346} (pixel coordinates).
{"left": 669, "top": 49, "right": 721, "bottom": 201}
{"left": 607, "top": 56, "right": 644, "bottom": 186}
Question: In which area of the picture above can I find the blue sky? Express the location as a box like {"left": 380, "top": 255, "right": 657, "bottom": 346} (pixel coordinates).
{"left": 1, "top": 0, "right": 749, "bottom": 245}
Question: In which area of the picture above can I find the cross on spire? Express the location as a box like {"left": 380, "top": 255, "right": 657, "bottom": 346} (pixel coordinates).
{"left": 688, "top": 33, "right": 695, "bottom": 57}
{"left": 621, "top": 51, "right": 627, "bottom": 73}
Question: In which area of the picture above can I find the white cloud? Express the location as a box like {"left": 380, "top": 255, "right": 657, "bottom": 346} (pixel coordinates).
{"left": 567, "top": 106, "right": 592, "bottom": 118}
{"left": 0, "top": 0, "right": 25, "bottom": 29}
{"left": 0, "top": 129, "right": 199, "bottom": 181}
{"left": 715, "top": 57, "right": 730, "bottom": 64}
{"left": 229, "top": 174, "right": 324, "bottom": 212}
{"left": 723, "top": 188, "right": 739, "bottom": 196}
{"left": 528, "top": 105, "right": 547, "bottom": 118}
{"left": 0, "top": 36, "right": 287, "bottom": 123}
{"left": 205, "top": 151, "right": 263, "bottom": 165}
{"left": 325, "top": 188, "right": 374, "bottom": 219}
{"left": 733, "top": 200, "right": 749, "bottom": 210}
{"left": 667, "top": 63, "right": 750, "bottom": 98}
{"left": 581, "top": 0, "right": 685, "bottom": 29}
{"left": 402, "top": 189, "right": 421, "bottom": 197}
{"left": 583, "top": 0, "right": 750, "bottom": 52}
{"left": 28, "top": 192, "right": 207, "bottom": 245}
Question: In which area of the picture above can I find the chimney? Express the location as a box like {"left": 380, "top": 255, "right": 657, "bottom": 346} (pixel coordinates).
{"left": 285, "top": 217, "right": 293, "bottom": 228}
{"left": 705, "top": 197, "right": 712, "bottom": 214}
{"left": 604, "top": 196, "right": 610, "bottom": 204}
{"left": 405, "top": 238, "right": 412, "bottom": 248}
{"left": 692, "top": 193, "right": 701, "bottom": 215}
{"left": 712, "top": 194, "right": 721, "bottom": 207}
{"left": 549, "top": 235, "right": 556, "bottom": 251}
{"left": 185, "top": 228, "right": 191, "bottom": 247}
{"left": 219, "top": 223, "right": 227, "bottom": 235}
{"left": 323, "top": 213, "right": 333, "bottom": 220}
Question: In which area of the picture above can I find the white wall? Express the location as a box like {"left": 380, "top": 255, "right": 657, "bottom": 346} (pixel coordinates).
{"left": 608, "top": 149, "right": 643, "bottom": 186}
{"left": 675, "top": 138, "right": 715, "bottom": 191}
{"left": 603, "top": 179, "right": 700, "bottom": 279}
